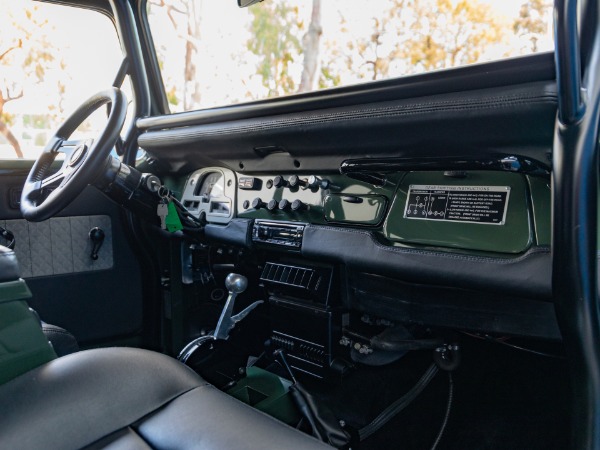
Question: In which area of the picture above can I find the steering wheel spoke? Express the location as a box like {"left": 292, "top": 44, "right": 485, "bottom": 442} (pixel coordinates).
{"left": 40, "top": 170, "right": 66, "bottom": 190}
{"left": 41, "top": 136, "right": 66, "bottom": 155}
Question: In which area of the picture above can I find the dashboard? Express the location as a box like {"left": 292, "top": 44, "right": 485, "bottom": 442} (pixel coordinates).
{"left": 176, "top": 165, "right": 556, "bottom": 343}
{"left": 137, "top": 66, "right": 560, "bottom": 379}
{"left": 180, "top": 167, "right": 550, "bottom": 254}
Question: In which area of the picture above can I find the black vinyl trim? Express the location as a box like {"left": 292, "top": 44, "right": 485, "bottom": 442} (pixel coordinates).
{"left": 340, "top": 155, "right": 552, "bottom": 179}
{"left": 301, "top": 224, "right": 553, "bottom": 301}
{"left": 137, "top": 80, "right": 557, "bottom": 175}
{"left": 204, "top": 219, "right": 253, "bottom": 248}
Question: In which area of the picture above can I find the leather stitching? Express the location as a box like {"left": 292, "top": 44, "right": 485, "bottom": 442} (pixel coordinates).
{"left": 42, "top": 328, "right": 76, "bottom": 338}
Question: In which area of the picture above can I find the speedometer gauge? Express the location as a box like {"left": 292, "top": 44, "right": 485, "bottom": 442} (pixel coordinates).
{"left": 197, "top": 172, "right": 224, "bottom": 199}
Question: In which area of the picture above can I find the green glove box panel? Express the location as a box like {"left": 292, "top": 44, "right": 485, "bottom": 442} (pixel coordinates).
{"left": 384, "top": 171, "right": 533, "bottom": 254}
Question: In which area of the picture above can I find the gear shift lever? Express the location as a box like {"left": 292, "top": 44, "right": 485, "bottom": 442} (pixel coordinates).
{"left": 214, "top": 273, "right": 249, "bottom": 339}
{"left": 178, "top": 273, "right": 263, "bottom": 363}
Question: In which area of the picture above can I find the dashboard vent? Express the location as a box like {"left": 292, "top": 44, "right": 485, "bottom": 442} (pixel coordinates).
{"left": 260, "top": 263, "right": 316, "bottom": 290}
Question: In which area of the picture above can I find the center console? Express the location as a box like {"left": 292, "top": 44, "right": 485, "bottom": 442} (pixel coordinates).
{"left": 259, "top": 258, "right": 346, "bottom": 379}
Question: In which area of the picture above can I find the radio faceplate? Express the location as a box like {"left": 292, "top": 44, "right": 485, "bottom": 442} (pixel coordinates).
{"left": 252, "top": 220, "right": 306, "bottom": 248}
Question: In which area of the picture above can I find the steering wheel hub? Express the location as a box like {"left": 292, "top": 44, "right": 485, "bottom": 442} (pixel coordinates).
{"left": 68, "top": 144, "right": 88, "bottom": 167}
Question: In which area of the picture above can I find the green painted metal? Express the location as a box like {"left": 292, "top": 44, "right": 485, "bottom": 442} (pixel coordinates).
{"left": 384, "top": 171, "right": 533, "bottom": 253}
{"left": 227, "top": 366, "right": 300, "bottom": 425}
{"left": 527, "top": 176, "right": 552, "bottom": 246}
{"left": 324, "top": 194, "right": 387, "bottom": 225}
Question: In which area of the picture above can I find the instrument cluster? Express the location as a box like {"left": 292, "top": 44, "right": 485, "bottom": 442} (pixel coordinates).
{"left": 180, "top": 168, "right": 236, "bottom": 224}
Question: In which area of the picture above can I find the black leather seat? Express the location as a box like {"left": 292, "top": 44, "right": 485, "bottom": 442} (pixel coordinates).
{"left": 0, "top": 244, "right": 329, "bottom": 449}
{"left": 41, "top": 321, "right": 80, "bottom": 357}
{"left": 0, "top": 347, "right": 330, "bottom": 450}
{"left": 27, "top": 308, "right": 80, "bottom": 357}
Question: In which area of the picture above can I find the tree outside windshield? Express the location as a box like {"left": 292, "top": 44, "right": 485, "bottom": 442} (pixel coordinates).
{"left": 148, "top": 0, "right": 553, "bottom": 113}
{"left": 0, "top": 1, "right": 125, "bottom": 159}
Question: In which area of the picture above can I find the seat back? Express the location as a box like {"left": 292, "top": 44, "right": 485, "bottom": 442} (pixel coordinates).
{"left": 0, "top": 245, "right": 56, "bottom": 385}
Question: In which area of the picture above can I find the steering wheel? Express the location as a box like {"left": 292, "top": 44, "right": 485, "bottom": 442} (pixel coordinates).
{"left": 20, "top": 88, "right": 127, "bottom": 222}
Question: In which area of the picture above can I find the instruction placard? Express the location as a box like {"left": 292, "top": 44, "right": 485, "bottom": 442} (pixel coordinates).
{"left": 403, "top": 185, "right": 510, "bottom": 225}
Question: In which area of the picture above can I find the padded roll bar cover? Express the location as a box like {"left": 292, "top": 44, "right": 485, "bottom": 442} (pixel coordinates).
{"left": 301, "top": 225, "right": 552, "bottom": 300}
{"left": 0, "top": 245, "right": 20, "bottom": 283}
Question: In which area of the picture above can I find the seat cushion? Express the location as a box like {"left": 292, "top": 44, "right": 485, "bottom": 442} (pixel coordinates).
{"left": 0, "top": 347, "right": 330, "bottom": 450}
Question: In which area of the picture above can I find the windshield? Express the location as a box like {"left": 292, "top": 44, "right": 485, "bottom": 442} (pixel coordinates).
{"left": 147, "top": 0, "right": 554, "bottom": 113}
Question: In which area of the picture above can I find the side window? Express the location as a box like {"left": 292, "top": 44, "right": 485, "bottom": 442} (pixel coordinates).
{"left": 0, "top": 1, "right": 126, "bottom": 160}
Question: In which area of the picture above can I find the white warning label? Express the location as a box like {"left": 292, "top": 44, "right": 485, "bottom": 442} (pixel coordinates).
{"left": 403, "top": 185, "right": 510, "bottom": 225}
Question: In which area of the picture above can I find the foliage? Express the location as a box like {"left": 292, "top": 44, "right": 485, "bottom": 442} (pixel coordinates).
{"left": 0, "top": 3, "right": 60, "bottom": 156}
{"left": 247, "top": 2, "right": 303, "bottom": 97}
{"left": 318, "top": 65, "right": 341, "bottom": 90}
{"left": 341, "top": 0, "right": 506, "bottom": 81}
{"left": 148, "top": 0, "right": 203, "bottom": 110}
{"left": 149, "top": 0, "right": 554, "bottom": 109}
{"left": 514, "top": 0, "right": 551, "bottom": 53}
{"left": 23, "top": 114, "right": 52, "bottom": 130}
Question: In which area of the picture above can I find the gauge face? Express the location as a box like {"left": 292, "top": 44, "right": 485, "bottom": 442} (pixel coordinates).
{"left": 199, "top": 172, "right": 224, "bottom": 198}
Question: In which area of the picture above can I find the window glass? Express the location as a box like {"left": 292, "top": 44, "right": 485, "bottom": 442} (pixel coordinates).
{"left": 0, "top": 1, "right": 125, "bottom": 159}
{"left": 148, "top": 0, "right": 554, "bottom": 113}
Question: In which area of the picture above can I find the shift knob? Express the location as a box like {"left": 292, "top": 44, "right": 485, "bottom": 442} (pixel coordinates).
{"left": 225, "top": 273, "right": 248, "bottom": 294}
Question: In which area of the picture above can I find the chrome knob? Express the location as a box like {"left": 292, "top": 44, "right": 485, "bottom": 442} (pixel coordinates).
{"left": 225, "top": 273, "right": 248, "bottom": 294}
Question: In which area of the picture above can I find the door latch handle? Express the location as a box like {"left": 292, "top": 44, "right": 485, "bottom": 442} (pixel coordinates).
{"left": 89, "top": 227, "right": 105, "bottom": 260}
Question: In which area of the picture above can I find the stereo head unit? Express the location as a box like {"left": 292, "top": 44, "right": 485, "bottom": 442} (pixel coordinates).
{"left": 252, "top": 220, "right": 306, "bottom": 248}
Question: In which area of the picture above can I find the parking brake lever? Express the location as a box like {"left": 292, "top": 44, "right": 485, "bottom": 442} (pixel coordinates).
{"left": 178, "top": 273, "right": 263, "bottom": 363}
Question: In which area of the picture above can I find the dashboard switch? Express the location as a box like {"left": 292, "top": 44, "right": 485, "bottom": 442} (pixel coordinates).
{"left": 291, "top": 199, "right": 306, "bottom": 211}
{"left": 308, "top": 175, "right": 331, "bottom": 190}
{"left": 289, "top": 175, "right": 307, "bottom": 188}
{"left": 278, "top": 199, "right": 291, "bottom": 211}
{"left": 267, "top": 199, "right": 279, "bottom": 211}
{"left": 251, "top": 197, "right": 266, "bottom": 209}
{"left": 273, "top": 176, "right": 288, "bottom": 188}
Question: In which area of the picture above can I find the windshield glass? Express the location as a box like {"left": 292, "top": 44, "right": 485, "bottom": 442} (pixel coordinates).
{"left": 147, "top": 0, "right": 554, "bottom": 113}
